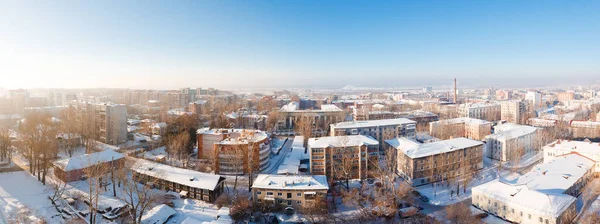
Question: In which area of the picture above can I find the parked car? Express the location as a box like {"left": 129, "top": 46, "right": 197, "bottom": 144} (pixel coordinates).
{"left": 419, "top": 195, "right": 430, "bottom": 202}
{"left": 412, "top": 190, "right": 421, "bottom": 197}
{"left": 475, "top": 213, "right": 489, "bottom": 219}
{"left": 399, "top": 206, "right": 420, "bottom": 218}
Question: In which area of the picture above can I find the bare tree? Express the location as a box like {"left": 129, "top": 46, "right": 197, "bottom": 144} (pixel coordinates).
{"left": 20, "top": 113, "right": 58, "bottom": 185}
{"left": 119, "top": 161, "right": 160, "bottom": 224}
{"left": 265, "top": 110, "right": 281, "bottom": 132}
{"left": 295, "top": 115, "right": 314, "bottom": 148}
{"left": 445, "top": 202, "right": 480, "bottom": 224}
{"left": 82, "top": 159, "right": 110, "bottom": 224}
{"left": 0, "top": 129, "right": 13, "bottom": 164}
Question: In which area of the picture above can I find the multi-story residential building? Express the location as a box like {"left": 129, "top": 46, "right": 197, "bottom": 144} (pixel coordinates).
{"left": 74, "top": 102, "right": 128, "bottom": 145}
{"left": 277, "top": 102, "right": 344, "bottom": 134}
{"left": 501, "top": 100, "right": 530, "bottom": 124}
{"left": 251, "top": 174, "right": 328, "bottom": 211}
{"left": 308, "top": 135, "right": 379, "bottom": 181}
{"left": 359, "top": 110, "right": 438, "bottom": 125}
{"left": 484, "top": 123, "right": 539, "bottom": 161}
{"left": 569, "top": 120, "right": 600, "bottom": 139}
{"left": 526, "top": 91, "right": 543, "bottom": 110}
{"left": 495, "top": 90, "right": 510, "bottom": 100}
{"left": 429, "top": 117, "right": 492, "bottom": 140}
{"left": 543, "top": 139, "right": 600, "bottom": 174}
{"left": 557, "top": 92, "right": 575, "bottom": 103}
{"left": 330, "top": 118, "right": 416, "bottom": 150}
{"left": 458, "top": 102, "right": 501, "bottom": 121}
{"left": 472, "top": 153, "right": 594, "bottom": 224}
{"left": 387, "top": 137, "right": 484, "bottom": 186}
{"left": 131, "top": 159, "right": 225, "bottom": 202}
{"left": 196, "top": 128, "right": 270, "bottom": 175}
{"left": 188, "top": 100, "right": 207, "bottom": 114}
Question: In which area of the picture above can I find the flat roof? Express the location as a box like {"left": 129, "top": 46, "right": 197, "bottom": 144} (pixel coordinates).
{"left": 430, "top": 117, "right": 491, "bottom": 125}
{"left": 487, "top": 124, "right": 538, "bottom": 141}
{"left": 308, "top": 135, "right": 379, "bottom": 148}
{"left": 387, "top": 137, "right": 483, "bottom": 159}
{"left": 252, "top": 174, "right": 329, "bottom": 191}
{"left": 331, "top": 118, "right": 416, "bottom": 129}
{"left": 53, "top": 149, "right": 124, "bottom": 172}
{"left": 543, "top": 140, "right": 600, "bottom": 161}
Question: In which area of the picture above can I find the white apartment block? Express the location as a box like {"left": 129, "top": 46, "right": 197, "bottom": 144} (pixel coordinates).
{"left": 458, "top": 102, "right": 501, "bottom": 121}
{"left": 501, "top": 100, "right": 530, "bottom": 124}
{"left": 525, "top": 91, "right": 543, "bottom": 110}
{"left": 429, "top": 117, "right": 492, "bottom": 140}
{"left": 472, "top": 153, "right": 594, "bottom": 224}
{"left": 308, "top": 135, "right": 379, "bottom": 181}
{"left": 484, "top": 123, "right": 539, "bottom": 161}
{"left": 543, "top": 139, "right": 600, "bottom": 174}
{"left": 330, "top": 118, "right": 416, "bottom": 150}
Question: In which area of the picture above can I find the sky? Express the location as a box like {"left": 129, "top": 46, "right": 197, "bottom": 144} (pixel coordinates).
{"left": 1, "top": 1, "right": 599, "bottom": 90}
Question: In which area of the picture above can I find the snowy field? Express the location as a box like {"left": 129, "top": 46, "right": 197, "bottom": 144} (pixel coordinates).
{"left": 0, "top": 171, "right": 62, "bottom": 224}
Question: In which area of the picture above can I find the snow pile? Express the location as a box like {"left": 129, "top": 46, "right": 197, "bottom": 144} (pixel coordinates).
{"left": 141, "top": 204, "right": 176, "bottom": 224}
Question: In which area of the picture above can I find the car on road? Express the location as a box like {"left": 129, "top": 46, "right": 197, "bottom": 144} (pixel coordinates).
{"left": 419, "top": 195, "right": 430, "bottom": 202}
{"left": 412, "top": 190, "right": 421, "bottom": 197}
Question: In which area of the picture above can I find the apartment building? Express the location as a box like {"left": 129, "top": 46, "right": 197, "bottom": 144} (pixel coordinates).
{"left": 543, "top": 139, "right": 600, "bottom": 174}
{"left": 53, "top": 149, "right": 125, "bottom": 182}
{"left": 569, "top": 120, "right": 600, "bottom": 139}
{"left": 277, "top": 102, "right": 344, "bottom": 134}
{"left": 472, "top": 153, "right": 594, "bottom": 224}
{"left": 429, "top": 117, "right": 492, "bottom": 140}
{"left": 308, "top": 135, "right": 379, "bottom": 181}
{"left": 75, "top": 102, "right": 128, "bottom": 145}
{"left": 526, "top": 91, "right": 543, "bottom": 110}
{"left": 197, "top": 128, "right": 270, "bottom": 175}
{"left": 501, "top": 100, "right": 530, "bottom": 124}
{"left": 557, "top": 92, "right": 575, "bottom": 103}
{"left": 330, "top": 118, "right": 416, "bottom": 150}
{"left": 131, "top": 159, "right": 225, "bottom": 202}
{"left": 387, "top": 137, "right": 484, "bottom": 186}
{"left": 484, "top": 123, "right": 539, "bottom": 162}
{"left": 251, "top": 174, "right": 329, "bottom": 211}
{"left": 458, "top": 102, "right": 501, "bottom": 121}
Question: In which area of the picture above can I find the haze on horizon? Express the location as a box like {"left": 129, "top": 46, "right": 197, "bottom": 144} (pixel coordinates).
{"left": 1, "top": 1, "right": 599, "bottom": 90}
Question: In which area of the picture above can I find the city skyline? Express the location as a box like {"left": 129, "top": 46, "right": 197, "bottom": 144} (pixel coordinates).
{"left": 1, "top": 1, "right": 599, "bottom": 90}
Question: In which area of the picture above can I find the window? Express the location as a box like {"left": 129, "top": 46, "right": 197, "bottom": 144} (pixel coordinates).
{"left": 287, "top": 200, "right": 292, "bottom": 206}
{"left": 258, "top": 199, "right": 261, "bottom": 202}
{"left": 257, "top": 191, "right": 261, "bottom": 195}
{"left": 266, "top": 192, "right": 273, "bottom": 196}
{"left": 277, "top": 192, "right": 282, "bottom": 196}
{"left": 528, "top": 214, "right": 531, "bottom": 219}
{"left": 520, "top": 212, "right": 523, "bottom": 217}
{"left": 287, "top": 193, "right": 292, "bottom": 199}
{"left": 539, "top": 217, "right": 542, "bottom": 223}
{"left": 297, "top": 193, "right": 302, "bottom": 197}
{"left": 545, "top": 219, "right": 548, "bottom": 224}
{"left": 297, "top": 201, "right": 302, "bottom": 204}
{"left": 511, "top": 209, "right": 514, "bottom": 213}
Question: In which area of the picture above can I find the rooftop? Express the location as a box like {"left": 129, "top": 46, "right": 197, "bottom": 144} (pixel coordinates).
{"left": 543, "top": 140, "right": 600, "bottom": 161}
{"left": 387, "top": 137, "right": 483, "bottom": 159}
{"left": 473, "top": 153, "right": 594, "bottom": 218}
{"left": 53, "top": 149, "right": 124, "bottom": 172}
{"left": 131, "top": 159, "right": 224, "bottom": 191}
{"left": 487, "top": 124, "right": 538, "bottom": 141}
{"left": 430, "top": 117, "right": 491, "bottom": 125}
{"left": 280, "top": 102, "right": 342, "bottom": 112}
{"left": 308, "top": 135, "right": 379, "bottom": 148}
{"left": 331, "top": 118, "right": 416, "bottom": 129}
{"left": 252, "top": 174, "right": 329, "bottom": 190}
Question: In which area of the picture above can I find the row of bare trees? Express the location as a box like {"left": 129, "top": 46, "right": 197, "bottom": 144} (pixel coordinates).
{"left": 0, "top": 129, "right": 12, "bottom": 163}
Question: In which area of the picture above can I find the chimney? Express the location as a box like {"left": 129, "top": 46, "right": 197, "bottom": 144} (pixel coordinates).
{"left": 454, "top": 78, "right": 458, "bottom": 104}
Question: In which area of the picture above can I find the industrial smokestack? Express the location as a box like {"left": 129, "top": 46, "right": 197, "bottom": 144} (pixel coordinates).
{"left": 453, "top": 78, "right": 457, "bottom": 104}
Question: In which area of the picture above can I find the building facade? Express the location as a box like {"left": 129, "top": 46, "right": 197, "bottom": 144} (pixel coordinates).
{"left": 429, "top": 117, "right": 492, "bottom": 140}
{"left": 484, "top": 123, "right": 539, "bottom": 162}
{"left": 501, "top": 100, "right": 530, "bottom": 124}
{"left": 308, "top": 135, "right": 379, "bottom": 181}
{"left": 277, "top": 102, "right": 345, "bottom": 135}
{"left": 472, "top": 153, "right": 594, "bottom": 224}
{"left": 74, "top": 102, "right": 128, "bottom": 145}
{"left": 330, "top": 118, "right": 416, "bottom": 150}
{"left": 543, "top": 140, "right": 600, "bottom": 174}
{"left": 458, "top": 102, "right": 501, "bottom": 121}
{"left": 197, "top": 128, "right": 270, "bottom": 175}
{"left": 53, "top": 149, "right": 125, "bottom": 182}
{"left": 387, "top": 137, "right": 484, "bottom": 186}
{"left": 251, "top": 175, "right": 328, "bottom": 211}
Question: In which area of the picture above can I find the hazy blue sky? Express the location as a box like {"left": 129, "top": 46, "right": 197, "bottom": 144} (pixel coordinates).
{"left": 1, "top": 1, "right": 599, "bottom": 89}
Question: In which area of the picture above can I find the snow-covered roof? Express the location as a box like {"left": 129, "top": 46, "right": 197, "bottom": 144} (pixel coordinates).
{"left": 252, "top": 174, "right": 329, "bottom": 190}
{"left": 543, "top": 140, "right": 600, "bottom": 162}
{"left": 459, "top": 102, "right": 500, "bottom": 109}
{"left": 196, "top": 128, "right": 269, "bottom": 144}
{"left": 473, "top": 153, "right": 594, "bottom": 218}
{"left": 308, "top": 135, "right": 379, "bottom": 148}
{"left": 487, "top": 124, "right": 538, "bottom": 141}
{"left": 387, "top": 137, "right": 483, "bottom": 159}
{"left": 53, "top": 149, "right": 124, "bottom": 172}
{"left": 430, "top": 117, "right": 491, "bottom": 125}
{"left": 279, "top": 102, "right": 342, "bottom": 112}
{"left": 331, "top": 118, "right": 416, "bottom": 129}
{"left": 131, "top": 159, "right": 224, "bottom": 191}
{"left": 141, "top": 204, "right": 176, "bottom": 224}
{"left": 277, "top": 141, "right": 307, "bottom": 175}
{"left": 570, "top": 120, "right": 600, "bottom": 128}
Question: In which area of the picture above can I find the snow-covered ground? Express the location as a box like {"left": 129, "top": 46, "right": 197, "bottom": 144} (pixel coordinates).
{"left": 56, "top": 146, "right": 88, "bottom": 160}
{"left": 0, "top": 171, "right": 62, "bottom": 224}
{"left": 270, "top": 137, "right": 286, "bottom": 154}
{"left": 168, "top": 198, "right": 221, "bottom": 223}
